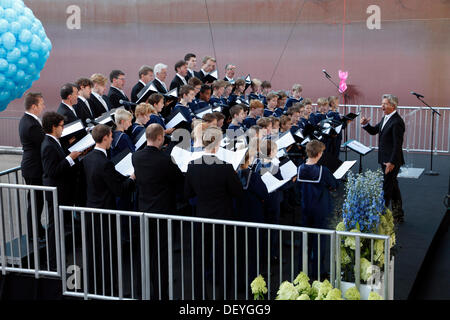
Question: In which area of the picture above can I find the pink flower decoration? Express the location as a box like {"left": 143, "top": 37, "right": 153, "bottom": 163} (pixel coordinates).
{"left": 339, "top": 70, "right": 348, "bottom": 93}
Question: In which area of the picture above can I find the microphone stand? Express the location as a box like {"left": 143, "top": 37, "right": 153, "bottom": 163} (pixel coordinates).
{"left": 323, "top": 73, "right": 350, "bottom": 160}
{"left": 413, "top": 95, "right": 440, "bottom": 175}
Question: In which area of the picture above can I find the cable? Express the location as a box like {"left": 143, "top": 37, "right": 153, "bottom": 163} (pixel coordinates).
{"left": 269, "top": 0, "right": 306, "bottom": 83}
{"left": 204, "top": 0, "right": 218, "bottom": 70}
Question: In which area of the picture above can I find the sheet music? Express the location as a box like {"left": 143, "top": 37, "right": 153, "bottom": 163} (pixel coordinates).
{"left": 196, "top": 108, "right": 213, "bottom": 118}
{"left": 61, "top": 120, "right": 84, "bottom": 138}
{"left": 166, "top": 112, "right": 187, "bottom": 129}
{"left": 280, "top": 160, "right": 298, "bottom": 180}
{"left": 276, "top": 131, "right": 296, "bottom": 150}
{"left": 335, "top": 124, "right": 343, "bottom": 134}
{"left": 276, "top": 149, "right": 286, "bottom": 158}
{"left": 333, "top": 160, "right": 357, "bottom": 179}
{"left": 295, "top": 130, "right": 304, "bottom": 139}
{"left": 346, "top": 140, "right": 372, "bottom": 155}
{"left": 135, "top": 131, "right": 146, "bottom": 150}
{"left": 170, "top": 146, "right": 193, "bottom": 173}
{"left": 261, "top": 172, "right": 290, "bottom": 193}
{"left": 114, "top": 153, "right": 134, "bottom": 176}
{"left": 216, "top": 147, "right": 248, "bottom": 171}
{"left": 68, "top": 133, "right": 95, "bottom": 152}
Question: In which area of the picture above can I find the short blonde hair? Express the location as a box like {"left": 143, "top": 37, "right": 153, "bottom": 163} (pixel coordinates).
{"left": 292, "top": 84, "right": 303, "bottom": 93}
{"left": 114, "top": 109, "right": 132, "bottom": 125}
{"left": 135, "top": 103, "right": 153, "bottom": 117}
{"left": 317, "top": 97, "right": 328, "bottom": 106}
{"left": 90, "top": 73, "right": 108, "bottom": 86}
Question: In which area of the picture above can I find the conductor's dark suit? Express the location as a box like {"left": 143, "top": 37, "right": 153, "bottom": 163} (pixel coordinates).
{"left": 363, "top": 111, "right": 405, "bottom": 216}
{"left": 132, "top": 145, "right": 183, "bottom": 299}
{"left": 57, "top": 102, "right": 79, "bottom": 124}
{"left": 131, "top": 81, "right": 145, "bottom": 103}
{"left": 41, "top": 135, "right": 78, "bottom": 268}
{"left": 82, "top": 148, "right": 135, "bottom": 296}
{"left": 107, "top": 86, "right": 130, "bottom": 111}
{"left": 184, "top": 155, "right": 244, "bottom": 299}
{"left": 18, "top": 113, "right": 45, "bottom": 241}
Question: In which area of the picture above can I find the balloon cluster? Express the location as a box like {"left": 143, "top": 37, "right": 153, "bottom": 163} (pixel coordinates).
{"left": 0, "top": 0, "right": 52, "bottom": 111}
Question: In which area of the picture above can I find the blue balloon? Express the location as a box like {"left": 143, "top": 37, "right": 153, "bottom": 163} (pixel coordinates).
{"left": 14, "top": 69, "right": 25, "bottom": 82}
{"left": 0, "top": 90, "right": 11, "bottom": 102}
{"left": 0, "top": 7, "right": 4, "bottom": 19}
{"left": 23, "top": 74, "right": 31, "bottom": 85}
{"left": 18, "top": 15, "right": 31, "bottom": 30}
{"left": 27, "top": 62, "right": 36, "bottom": 74}
{"left": 17, "top": 42, "right": 29, "bottom": 55}
{"left": 6, "top": 47, "right": 20, "bottom": 63}
{"left": 17, "top": 56, "right": 27, "bottom": 69}
{"left": 0, "top": 47, "right": 6, "bottom": 58}
{"left": 0, "top": 19, "right": 9, "bottom": 33}
{"left": 0, "top": 58, "right": 7, "bottom": 71}
{"left": 23, "top": 7, "right": 34, "bottom": 19}
{"left": 28, "top": 51, "right": 39, "bottom": 62}
{"left": 10, "top": 21, "right": 22, "bottom": 36}
{"left": 5, "top": 79, "right": 15, "bottom": 91}
{"left": 4, "top": 8, "right": 17, "bottom": 23}
{"left": 1, "top": 32, "right": 16, "bottom": 50}
{"left": 12, "top": 1, "right": 25, "bottom": 16}
{"left": 5, "top": 63, "right": 16, "bottom": 77}
{"left": 29, "top": 34, "right": 41, "bottom": 51}
{"left": 18, "top": 28, "right": 32, "bottom": 43}
{"left": 0, "top": 0, "right": 14, "bottom": 9}
{"left": 0, "top": 74, "right": 5, "bottom": 86}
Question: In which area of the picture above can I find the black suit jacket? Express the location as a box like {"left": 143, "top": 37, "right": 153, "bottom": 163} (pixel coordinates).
{"left": 19, "top": 113, "right": 45, "bottom": 179}
{"left": 107, "top": 87, "right": 129, "bottom": 110}
{"left": 73, "top": 97, "right": 94, "bottom": 125}
{"left": 41, "top": 135, "right": 78, "bottom": 205}
{"left": 152, "top": 79, "right": 168, "bottom": 94}
{"left": 82, "top": 149, "right": 135, "bottom": 209}
{"left": 88, "top": 94, "right": 110, "bottom": 118}
{"left": 363, "top": 112, "right": 405, "bottom": 166}
{"left": 169, "top": 75, "right": 187, "bottom": 93}
{"left": 131, "top": 81, "right": 145, "bottom": 103}
{"left": 184, "top": 155, "right": 243, "bottom": 219}
{"left": 132, "top": 146, "right": 183, "bottom": 214}
{"left": 57, "top": 102, "right": 79, "bottom": 124}
{"left": 194, "top": 70, "right": 205, "bottom": 82}
{"left": 185, "top": 70, "right": 194, "bottom": 82}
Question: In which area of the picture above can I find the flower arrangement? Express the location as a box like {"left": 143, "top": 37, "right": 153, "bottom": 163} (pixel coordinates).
{"left": 251, "top": 272, "right": 383, "bottom": 300}
{"left": 337, "top": 169, "right": 396, "bottom": 283}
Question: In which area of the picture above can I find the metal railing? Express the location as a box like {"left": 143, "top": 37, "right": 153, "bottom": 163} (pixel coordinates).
{"left": 59, "top": 206, "right": 393, "bottom": 300}
{"left": 0, "top": 116, "right": 21, "bottom": 148}
{"left": 332, "top": 104, "right": 450, "bottom": 154}
{"left": 0, "top": 183, "right": 61, "bottom": 278}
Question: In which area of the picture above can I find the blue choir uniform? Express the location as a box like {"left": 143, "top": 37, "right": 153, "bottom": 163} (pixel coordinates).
{"left": 110, "top": 130, "right": 135, "bottom": 159}
{"left": 147, "top": 113, "right": 167, "bottom": 130}
{"left": 243, "top": 115, "right": 259, "bottom": 130}
{"left": 297, "top": 163, "right": 338, "bottom": 280}
{"left": 130, "top": 123, "right": 145, "bottom": 142}
{"left": 284, "top": 97, "right": 303, "bottom": 112}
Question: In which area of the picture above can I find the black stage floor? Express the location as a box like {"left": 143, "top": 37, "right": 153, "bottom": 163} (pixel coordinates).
{"left": 343, "top": 149, "right": 450, "bottom": 300}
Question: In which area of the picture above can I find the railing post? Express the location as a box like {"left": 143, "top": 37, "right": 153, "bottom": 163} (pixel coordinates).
{"left": 167, "top": 219, "right": 173, "bottom": 300}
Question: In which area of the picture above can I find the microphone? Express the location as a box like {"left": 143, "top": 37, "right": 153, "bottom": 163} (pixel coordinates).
{"left": 410, "top": 91, "right": 424, "bottom": 99}
{"left": 85, "top": 118, "right": 100, "bottom": 126}
{"left": 119, "top": 99, "right": 138, "bottom": 106}
{"left": 322, "top": 69, "right": 331, "bottom": 79}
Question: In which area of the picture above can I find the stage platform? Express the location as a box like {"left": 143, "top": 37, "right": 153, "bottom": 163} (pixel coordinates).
{"left": 343, "top": 149, "right": 450, "bottom": 300}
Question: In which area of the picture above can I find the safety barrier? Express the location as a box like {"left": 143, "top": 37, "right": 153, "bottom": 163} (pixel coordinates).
{"left": 0, "top": 183, "right": 61, "bottom": 278}
{"left": 59, "top": 206, "right": 393, "bottom": 300}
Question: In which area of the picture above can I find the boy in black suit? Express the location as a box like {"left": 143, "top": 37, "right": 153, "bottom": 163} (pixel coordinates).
{"left": 361, "top": 94, "right": 405, "bottom": 223}
{"left": 19, "top": 92, "right": 46, "bottom": 244}
{"left": 41, "top": 112, "right": 82, "bottom": 268}
{"left": 89, "top": 73, "right": 111, "bottom": 117}
{"left": 74, "top": 78, "right": 95, "bottom": 125}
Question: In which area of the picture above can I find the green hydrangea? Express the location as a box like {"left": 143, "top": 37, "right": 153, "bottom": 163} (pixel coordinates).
{"left": 293, "top": 272, "right": 311, "bottom": 294}
{"left": 276, "top": 281, "right": 299, "bottom": 300}
{"left": 341, "top": 247, "right": 352, "bottom": 265}
{"left": 251, "top": 275, "right": 267, "bottom": 300}
{"left": 360, "top": 258, "right": 373, "bottom": 282}
{"left": 336, "top": 221, "right": 346, "bottom": 231}
{"left": 344, "top": 286, "right": 361, "bottom": 300}
{"left": 324, "top": 288, "right": 343, "bottom": 300}
{"left": 344, "top": 229, "right": 363, "bottom": 250}
{"left": 374, "top": 239, "right": 385, "bottom": 266}
{"left": 296, "top": 293, "right": 311, "bottom": 300}
{"left": 368, "top": 291, "right": 383, "bottom": 300}
{"left": 316, "top": 279, "right": 333, "bottom": 300}
{"left": 310, "top": 280, "right": 321, "bottom": 300}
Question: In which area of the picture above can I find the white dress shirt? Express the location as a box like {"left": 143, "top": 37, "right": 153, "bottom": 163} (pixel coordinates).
{"left": 94, "top": 146, "right": 107, "bottom": 157}
{"left": 177, "top": 73, "right": 187, "bottom": 85}
{"left": 62, "top": 101, "right": 77, "bottom": 117}
{"left": 25, "top": 111, "right": 42, "bottom": 126}
{"left": 78, "top": 95, "right": 93, "bottom": 118}
{"left": 381, "top": 110, "right": 396, "bottom": 131}
{"left": 92, "top": 91, "right": 109, "bottom": 112}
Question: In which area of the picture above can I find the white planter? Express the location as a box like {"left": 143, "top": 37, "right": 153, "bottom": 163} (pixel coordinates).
{"left": 340, "top": 257, "right": 395, "bottom": 300}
